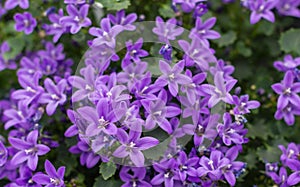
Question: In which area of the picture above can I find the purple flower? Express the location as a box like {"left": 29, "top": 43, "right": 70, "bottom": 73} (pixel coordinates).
{"left": 193, "top": 3, "right": 208, "bottom": 17}
{"left": 60, "top": 4, "right": 91, "bottom": 34}
{"left": 9, "top": 130, "right": 50, "bottom": 170}
{"left": 0, "top": 141, "right": 8, "bottom": 167}
{"left": 78, "top": 98, "right": 118, "bottom": 136}
{"left": 0, "top": 42, "right": 17, "bottom": 71}
{"left": 210, "top": 59, "right": 235, "bottom": 81}
{"left": 274, "top": 54, "right": 300, "bottom": 72}
{"left": 152, "top": 16, "right": 184, "bottom": 43}
{"left": 64, "top": 0, "right": 86, "bottom": 5}
{"left": 38, "top": 42, "right": 65, "bottom": 61}
{"left": 249, "top": 0, "right": 277, "bottom": 24}
{"left": 173, "top": 0, "right": 206, "bottom": 12}
{"left": 151, "top": 159, "right": 178, "bottom": 187}
{"left": 113, "top": 129, "right": 159, "bottom": 167}
{"left": 32, "top": 160, "right": 65, "bottom": 187}
{"left": 175, "top": 151, "right": 199, "bottom": 182}
{"left": 11, "top": 72, "right": 44, "bottom": 106}
{"left": 286, "top": 160, "right": 300, "bottom": 186}
{"left": 197, "top": 150, "right": 230, "bottom": 181}
{"left": 69, "top": 140, "right": 100, "bottom": 168}
{"left": 38, "top": 78, "right": 67, "bottom": 116}
{"left": 190, "top": 17, "right": 220, "bottom": 45}
{"left": 217, "top": 113, "right": 247, "bottom": 146}
{"left": 275, "top": 103, "right": 300, "bottom": 125}
{"left": 276, "top": 0, "right": 300, "bottom": 18}
{"left": 108, "top": 9, "right": 137, "bottom": 31}
{"left": 267, "top": 166, "right": 288, "bottom": 186}
{"left": 89, "top": 18, "right": 124, "bottom": 48}
{"left": 123, "top": 38, "right": 149, "bottom": 63}
{"left": 178, "top": 38, "right": 217, "bottom": 70}
{"left": 5, "top": 0, "right": 29, "bottom": 10}
{"left": 14, "top": 12, "right": 37, "bottom": 35}
{"left": 155, "top": 60, "right": 192, "bottom": 97}
{"left": 278, "top": 143, "right": 299, "bottom": 165}
{"left": 120, "top": 167, "right": 151, "bottom": 187}
{"left": 142, "top": 91, "right": 181, "bottom": 133}
{"left": 272, "top": 71, "right": 300, "bottom": 109}
{"left": 159, "top": 44, "right": 173, "bottom": 61}
{"left": 200, "top": 71, "right": 237, "bottom": 108}
{"left": 43, "top": 9, "right": 68, "bottom": 43}
{"left": 232, "top": 95, "right": 260, "bottom": 115}
{"left": 15, "top": 166, "right": 42, "bottom": 187}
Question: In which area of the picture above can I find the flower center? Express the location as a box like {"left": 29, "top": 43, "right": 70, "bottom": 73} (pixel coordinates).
{"left": 85, "top": 84, "right": 93, "bottom": 91}
{"left": 98, "top": 117, "right": 109, "bottom": 128}
{"left": 168, "top": 73, "right": 175, "bottom": 81}
{"left": 26, "top": 86, "right": 36, "bottom": 93}
{"left": 50, "top": 178, "right": 60, "bottom": 185}
{"left": 284, "top": 87, "right": 291, "bottom": 95}
{"left": 25, "top": 147, "right": 38, "bottom": 155}
{"left": 51, "top": 94, "right": 60, "bottom": 100}
{"left": 208, "top": 160, "right": 215, "bottom": 170}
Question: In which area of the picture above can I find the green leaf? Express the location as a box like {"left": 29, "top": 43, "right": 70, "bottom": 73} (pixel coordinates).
{"left": 256, "top": 21, "right": 275, "bottom": 36}
{"left": 279, "top": 29, "right": 300, "bottom": 55}
{"left": 4, "top": 35, "right": 25, "bottom": 60}
{"left": 236, "top": 41, "right": 252, "bottom": 57}
{"left": 99, "top": 161, "right": 117, "bottom": 180}
{"left": 159, "top": 4, "right": 175, "bottom": 18}
{"left": 99, "top": 0, "right": 131, "bottom": 11}
{"left": 93, "top": 176, "right": 122, "bottom": 187}
{"left": 214, "top": 31, "right": 237, "bottom": 47}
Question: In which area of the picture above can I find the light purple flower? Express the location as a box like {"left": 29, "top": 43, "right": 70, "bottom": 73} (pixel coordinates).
{"left": 60, "top": 4, "right": 91, "bottom": 34}
{"left": 123, "top": 38, "right": 149, "bottom": 63}
{"left": 77, "top": 98, "right": 118, "bottom": 137}
{"left": 232, "top": 95, "right": 260, "bottom": 115}
{"left": 155, "top": 60, "right": 192, "bottom": 96}
{"left": 152, "top": 16, "right": 184, "bottom": 43}
{"left": 113, "top": 129, "right": 159, "bottom": 167}
{"left": 108, "top": 9, "right": 137, "bottom": 31}
{"left": 272, "top": 70, "right": 300, "bottom": 109}
{"left": 89, "top": 18, "right": 124, "bottom": 48}
{"left": 278, "top": 143, "right": 299, "bottom": 165}
{"left": 0, "top": 141, "right": 8, "bottom": 167}
{"left": 275, "top": 103, "right": 300, "bottom": 125}
{"left": 0, "top": 42, "right": 16, "bottom": 71}
{"left": 64, "top": 0, "right": 86, "bottom": 5}
{"left": 38, "top": 78, "right": 67, "bottom": 116}
{"left": 173, "top": 0, "right": 206, "bottom": 12}
{"left": 274, "top": 54, "right": 300, "bottom": 72}
{"left": 200, "top": 71, "right": 237, "bottom": 108}
{"left": 32, "top": 160, "right": 65, "bottom": 187}
{"left": 276, "top": 0, "right": 300, "bottom": 18}
{"left": 15, "top": 166, "right": 42, "bottom": 187}
{"left": 14, "top": 12, "right": 37, "bottom": 35}
{"left": 151, "top": 159, "right": 178, "bottom": 186}
{"left": 5, "top": 0, "right": 29, "bottom": 10}
{"left": 9, "top": 130, "right": 50, "bottom": 170}
{"left": 249, "top": 0, "right": 277, "bottom": 24}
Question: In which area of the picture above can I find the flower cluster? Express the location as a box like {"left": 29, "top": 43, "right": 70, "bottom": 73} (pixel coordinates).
{"left": 266, "top": 143, "right": 300, "bottom": 186}
{"left": 272, "top": 55, "right": 300, "bottom": 125}
{"left": 241, "top": 0, "right": 300, "bottom": 24}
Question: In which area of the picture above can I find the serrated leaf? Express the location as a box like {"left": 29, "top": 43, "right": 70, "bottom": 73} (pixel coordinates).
{"left": 279, "top": 29, "right": 300, "bottom": 55}
{"left": 93, "top": 176, "right": 123, "bottom": 187}
{"left": 99, "top": 161, "right": 117, "bottom": 180}
{"left": 214, "top": 31, "right": 236, "bottom": 47}
{"left": 247, "top": 120, "right": 272, "bottom": 140}
{"left": 100, "top": 0, "right": 131, "bottom": 11}
{"left": 4, "top": 35, "right": 25, "bottom": 60}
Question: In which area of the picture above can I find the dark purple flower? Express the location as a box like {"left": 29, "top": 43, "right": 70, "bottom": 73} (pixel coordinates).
{"left": 249, "top": 0, "right": 277, "bottom": 24}
{"left": 217, "top": 113, "right": 247, "bottom": 146}
{"left": 14, "top": 12, "right": 37, "bottom": 35}
{"left": 286, "top": 160, "right": 300, "bottom": 186}
{"left": 60, "top": 4, "right": 91, "bottom": 34}
{"left": 108, "top": 9, "right": 137, "bottom": 31}
{"left": 155, "top": 60, "right": 192, "bottom": 97}
{"left": 173, "top": 0, "right": 205, "bottom": 12}
{"left": 38, "top": 78, "right": 67, "bottom": 116}
{"left": 232, "top": 95, "right": 260, "bottom": 115}
{"left": 0, "top": 141, "right": 8, "bottom": 167}
{"left": 274, "top": 54, "right": 300, "bottom": 72}
{"left": 193, "top": 3, "right": 208, "bottom": 17}
{"left": 32, "top": 160, "right": 65, "bottom": 187}
{"left": 175, "top": 151, "right": 199, "bottom": 182}
{"left": 15, "top": 166, "right": 42, "bottom": 187}
{"left": 69, "top": 140, "right": 100, "bottom": 168}
{"left": 272, "top": 70, "right": 300, "bottom": 109}
{"left": 151, "top": 159, "right": 178, "bottom": 187}
{"left": 197, "top": 150, "right": 230, "bottom": 181}
{"left": 267, "top": 166, "right": 288, "bottom": 187}
{"left": 120, "top": 167, "right": 151, "bottom": 187}
{"left": 113, "top": 129, "right": 159, "bottom": 167}
{"left": 200, "top": 71, "right": 237, "bottom": 108}
{"left": 152, "top": 16, "right": 184, "bottom": 43}
{"left": 5, "top": 0, "right": 29, "bottom": 10}
{"left": 9, "top": 130, "right": 50, "bottom": 170}
{"left": 159, "top": 44, "right": 173, "bottom": 61}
